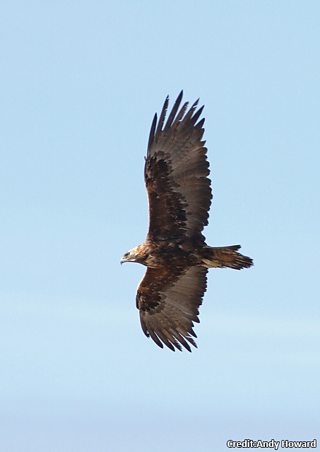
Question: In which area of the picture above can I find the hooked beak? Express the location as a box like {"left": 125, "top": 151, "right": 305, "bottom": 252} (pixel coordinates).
{"left": 121, "top": 255, "right": 135, "bottom": 265}
{"left": 120, "top": 255, "right": 130, "bottom": 265}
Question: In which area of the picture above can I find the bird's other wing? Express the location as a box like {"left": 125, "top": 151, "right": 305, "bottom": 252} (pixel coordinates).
{"left": 145, "top": 91, "right": 212, "bottom": 243}
{"left": 137, "top": 265, "right": 208, "bottom": 351}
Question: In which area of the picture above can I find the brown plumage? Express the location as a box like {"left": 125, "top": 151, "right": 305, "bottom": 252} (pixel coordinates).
{"left": 121, "top": 91, "right": 253, "bottom": 352}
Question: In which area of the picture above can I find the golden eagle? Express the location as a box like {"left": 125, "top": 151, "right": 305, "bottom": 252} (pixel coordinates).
{"left": 121, "top": 91, "right": 253, "bottom": 352}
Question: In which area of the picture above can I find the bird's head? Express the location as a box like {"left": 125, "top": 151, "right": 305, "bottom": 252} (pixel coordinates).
{"left": 120, "top": 245, "right": 144, "bottom": 264}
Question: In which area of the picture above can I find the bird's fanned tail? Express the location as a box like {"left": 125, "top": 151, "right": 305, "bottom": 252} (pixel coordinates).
{"left": 201, "top": 245, "right": 253, "bottom": 270}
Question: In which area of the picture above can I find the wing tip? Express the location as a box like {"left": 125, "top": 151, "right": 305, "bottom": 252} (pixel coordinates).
{"left": 147, "top": 90, "right": 205, "bottom": 151}
{"left": 147, "top": 113, "right": 157, "bottom": 149}
{"left": 149, "top": 331, "right": 198, "bottom": 352}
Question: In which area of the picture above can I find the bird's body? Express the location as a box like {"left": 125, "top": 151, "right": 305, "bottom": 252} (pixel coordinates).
{"left": 121, "top": 92, "right": 253, "bottom": 352}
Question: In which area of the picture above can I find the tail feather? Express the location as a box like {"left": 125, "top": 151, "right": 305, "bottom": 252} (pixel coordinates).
{"left": 201, "top": 245, "right": 253, "bottom": 270}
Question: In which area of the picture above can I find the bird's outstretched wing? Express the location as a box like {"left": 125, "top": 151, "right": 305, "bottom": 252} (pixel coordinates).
{"left": 145, "top": 91, "right": 212, "bottom": 243}
{"left": 137, "top": 265, "right": 208, "bottom": 351}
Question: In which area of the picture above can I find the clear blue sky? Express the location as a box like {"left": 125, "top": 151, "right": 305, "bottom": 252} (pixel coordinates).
{"left": 0, "top": 1, "right": 319, "bottom": 451}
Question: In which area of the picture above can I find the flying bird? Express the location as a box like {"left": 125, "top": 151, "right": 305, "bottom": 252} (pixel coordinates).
{"left": 121, "top": 91, "right": 253, "bottom": 352}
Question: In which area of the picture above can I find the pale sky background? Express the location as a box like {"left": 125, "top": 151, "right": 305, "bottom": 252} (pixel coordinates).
{"left": 0, "top": 1, "right": 319, "bottom": 451}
